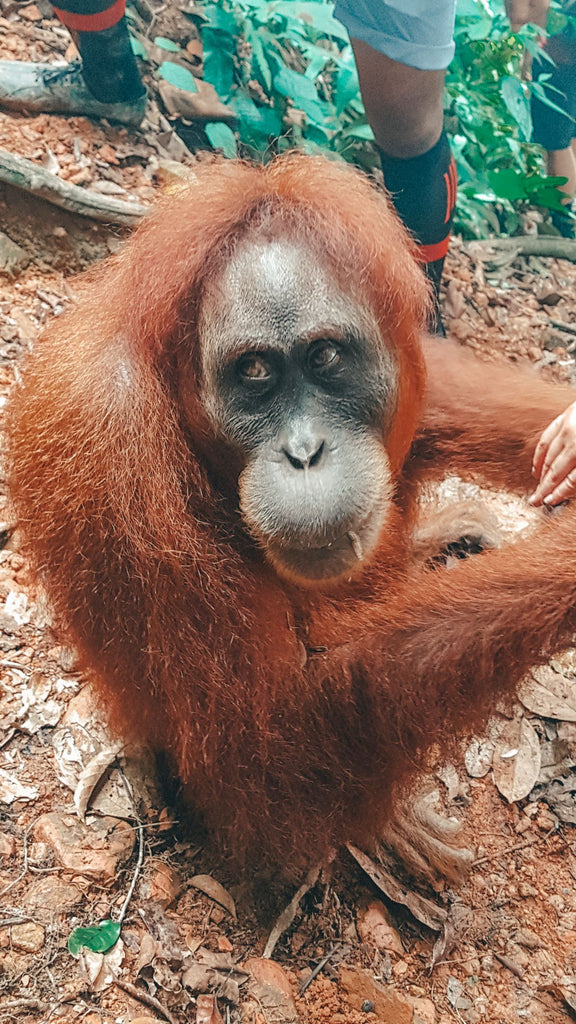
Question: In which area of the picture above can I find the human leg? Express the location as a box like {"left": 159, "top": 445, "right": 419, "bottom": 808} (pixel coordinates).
{"left": 0, "top": 0, "right": 145, "bottom": 125}
{"left": 334, "top": 1, "right": 457, "bottom": 332}
{"left": 531, "top": 31, "right": 576, "bottom": 236}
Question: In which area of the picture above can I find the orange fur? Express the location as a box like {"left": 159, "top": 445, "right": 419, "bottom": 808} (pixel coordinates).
{"left": 7, "top": 154, "right": 576, "bottom": 868}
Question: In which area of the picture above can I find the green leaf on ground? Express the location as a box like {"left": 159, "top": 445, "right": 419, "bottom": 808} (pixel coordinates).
{"left": 205, "top": 122, "right": 237, "bottom": 157}
{"left": 158, "top": 61, "right": 198, "bottom": 92}
{"left": 68, "top": 920, "right": 121, "bottom": 958}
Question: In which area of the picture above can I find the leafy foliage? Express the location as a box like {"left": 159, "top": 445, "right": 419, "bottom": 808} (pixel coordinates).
{"left": 68, "top": 919, "right": 121, "bottom": 957}
{"left": 159, "top": 0, "right": 575, "bottom": 237}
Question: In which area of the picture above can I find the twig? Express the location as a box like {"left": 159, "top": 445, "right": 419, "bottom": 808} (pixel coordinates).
{"left": 263, "top": 862, "right": 321, "bottom": 959}
{"left": 494, "top": 952, "right": 525, "bottom": 978}
{"left": 117, "top": 817, "right": 145, "bottom": 924}
{"left": 473, "top": 826, "right": 555, "bottom": 868}
{"left": 467, "top": 236, "right": 576, "bottom": 262}
{"left": 0, "top": 820, "right": 32, "bottom": 899}
{"left": 299, "top": 943, "right": 344, "bottom": 995}
{"left": 0, "top": 999, "right": 48, "bottom": 1012}
{"left": 549, "top": 320, "right": 576, "bottom": 338}
{"left": 0, "top": 728, "right": 16, "bottom": 750}
{"left": 0, "top": 149, "right": 148, "bottom": 225}
{"left": 113, "top": 978, "right": 177, "bottom": 1024}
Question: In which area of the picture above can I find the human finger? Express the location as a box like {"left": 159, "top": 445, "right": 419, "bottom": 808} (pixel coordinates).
{"left": 530, "top": 446, "right": 576, "bottom": 505}
{"left": 540, "top": 467, "right": 576, "bottom": 507}
{"left": 532, "top": 414, "right": 563, "bottom": 478}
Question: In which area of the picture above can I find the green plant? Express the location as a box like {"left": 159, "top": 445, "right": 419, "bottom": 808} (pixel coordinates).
{"left": 183, "top": 0, "right": 575, "bottom": 237}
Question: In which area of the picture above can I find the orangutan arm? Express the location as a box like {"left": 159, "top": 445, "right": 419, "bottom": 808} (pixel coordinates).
{"left": 410, "top": 337, "right": 576, "bottom": 495}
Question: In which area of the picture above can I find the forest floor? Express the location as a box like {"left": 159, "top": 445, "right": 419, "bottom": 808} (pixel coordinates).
{"left": 4, "top": 6, "right": 576, "bottom": 1024}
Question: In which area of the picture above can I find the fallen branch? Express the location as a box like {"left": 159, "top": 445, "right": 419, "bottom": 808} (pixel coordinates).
{"left": 0, "top": 149, "right": 148, "bottom": 225}
{"left": 468, "top": 236, "right": 576, "bottom": 262}
{"left": 113, "top": 978, "right": 177, "bottom": 1024}
{"left": 263, "top": 862, "right": 320, "bottom": 959}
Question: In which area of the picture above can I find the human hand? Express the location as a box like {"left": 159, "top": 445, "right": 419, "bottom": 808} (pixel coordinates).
{"left": 505, "top": 0, "right": 549, "bottom": 31}
{"left": 530, "top": 401, "right": 576, "bottom": 506}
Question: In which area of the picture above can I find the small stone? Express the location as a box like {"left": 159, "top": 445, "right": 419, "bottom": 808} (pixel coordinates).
{"left": 11, "top": 921, "right": 45, "bottom": 953}
{"left": 412, "top": 996, "right": 436, "bottom": 1024}
{"left": 357, "top": 900, "right": 403, "bottom": 955}
{"left": 515, "top": 928, "right": 541, "bottom": 949}
{"left": 23, "top": 876, "right": 82, "bottom": 918}
{"left": 340, "top": 966, "right": 412, "bottom": 1024}
{"left": 142, "top": 859, "right": 180, "bottom": 906}
{"left": 20, "top": 4, "right": 42, "bottom": 20}
{"left": 243, "top": 958, "right": 298, "bottom": 1023}
{"left": 34, "top": 812, "right": 134, "bottom": 881}
{"left": 361, "top": 1000, "right": 375, "bottom": 1013}
{"left": 58, "top": 645, "right": 79, "bottom": 672}
{"left": 528, "top": 345, "right": 543, "bottom": 362}
{"left": 217, "top": 934, "right": 233, "bottom": 952}
{"left": 0, "top": 832, "right": 16, "bottom": 857}
{"left": 0, "top": 232, "right": 28, "bottom": 276}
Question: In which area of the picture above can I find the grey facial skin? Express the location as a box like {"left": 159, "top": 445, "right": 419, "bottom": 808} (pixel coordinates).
{"left": 199, "top": 234, "right": 398, "bottom": 584}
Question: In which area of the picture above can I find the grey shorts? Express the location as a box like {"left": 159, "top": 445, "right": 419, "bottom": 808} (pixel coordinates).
{"left": 333, "top": 0, "right": 456, "bottom": 70}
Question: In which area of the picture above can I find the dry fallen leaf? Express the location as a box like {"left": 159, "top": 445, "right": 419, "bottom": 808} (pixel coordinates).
{"left": 73, "top": 746, "right": 123, "bottom": 820}
{"left": 79, "top": 938, "right": 124, "bottom": 991}
{"left": 190, "top": 874, "right": 236, "bottom": 919}
{"left": 519, "top": 665, "right": 576, "bottom": 722}
{"left": 196, "top": 994, "right": 223, "bottom": 1023}
{"left": 493, "top": 718, "right": 541, "bottom": 803}
{"left": 346, "top": 844, "right": 446, "bottom": 931}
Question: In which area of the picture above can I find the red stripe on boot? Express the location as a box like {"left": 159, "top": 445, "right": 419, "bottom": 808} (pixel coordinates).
{"left": 443, "top": 171, "right": 451, "bottom": 224}
{"left": 449, "top": 158, "right": 457, "bottom": 210}
{"left": 418, "top": 235, "right": 451, "bottom": 263}
{"left": 54, "top": 0, "right": 125, "bottom": 31}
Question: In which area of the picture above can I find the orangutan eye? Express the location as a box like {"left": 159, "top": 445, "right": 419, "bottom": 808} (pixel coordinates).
{"left": 237, "top": 353, "right": 273, "bottom": 382}
{"left": 309, "top": 341, "right": 341, "bottom": 374}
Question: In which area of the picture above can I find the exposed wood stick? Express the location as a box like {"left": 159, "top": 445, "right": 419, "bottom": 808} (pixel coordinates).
{"left": 549, "top": 319, "right": 576, "bottom": 338}
{"left": 0, "top": 149, "right": 148, "bottom": 225}
{"left": 468, "top": 236, "right": 576, "bottom": 262}
{"left": 263, "top": 862, "right": 320, "bottom": 959}
{"left": 473, "top": 826, "right": 555, "bottom": 868}
{"left": 113, "top": 978, "right": 177, "bottom": 1024}
{"left": 299, "top": 943, "right": 343, "bottom": 994}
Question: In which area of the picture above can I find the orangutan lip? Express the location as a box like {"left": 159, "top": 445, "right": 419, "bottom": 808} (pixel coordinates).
{"left": 282, "top": 515, "right": 372, "bottom": 556}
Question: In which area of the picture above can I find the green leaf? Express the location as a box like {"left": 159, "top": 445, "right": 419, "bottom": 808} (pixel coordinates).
{"left": 271, "top": 1, "right": 350, "bottom": 41}
{"left": 500, "top": 76, "right": 531, "bottom": 141}
{"left": 247, "top": 28, "right": 273, "bottom": 92}
{"left": 158, "top": 61, "right": 198, "bottom": 92}
{"left": 335, "top": 65, "right": 359, "bottom": 116}
{"left": 202, "top": 2, "right": 238, "bottom": 34}
{"left": 465, "top": 15, "right": 493, "bottom": 40}
{"left": 487, "top": 167, "right": 528, "bottom": 202}
{"left": 340, "top": 121, "right": 373, "bottom": 141}
{"left": 229, "top": 93, "right": 282, "bottom": 135}
{"left": 68, "top": 920, "right": 121, "bottom": 958}
{"left": 205, "top": 121, "right": 237, "bottom": 157}
{"left": 530, "top": 80, "right": 575, "bottom": 121}
{"left": 154, "top": 36, "right": 180, "bottom": 52}
{"left": 203, "top": 41, "right": 235, "bottom": 98}
{"left": 273, "top": 65, "right": 328, "bottom": 121}
{"left": 130, "top": 37, "right": 147, "bottom": 58}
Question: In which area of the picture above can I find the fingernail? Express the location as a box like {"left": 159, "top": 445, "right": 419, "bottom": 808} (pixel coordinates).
{"left": 528, "top": 494, "right": 538, "bottom": 505}
{"left": 543, "top": 494, "right": 553, "bottom": 505}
